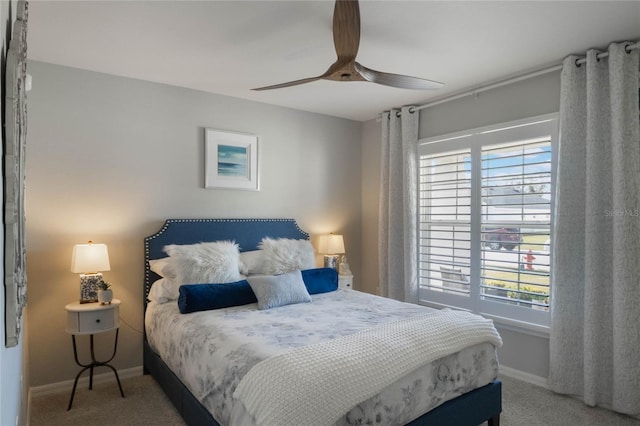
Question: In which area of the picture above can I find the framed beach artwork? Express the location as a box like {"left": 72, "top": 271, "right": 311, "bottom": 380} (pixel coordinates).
{"left": 205, "top": 128, "right": 260, "bottom": 191}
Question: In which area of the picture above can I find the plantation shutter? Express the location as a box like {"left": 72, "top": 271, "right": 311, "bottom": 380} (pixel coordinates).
{"left": 419, "top": 148, "right": 472, "bottom": 296}
{"left": 480, "top": 138, "right": 552, "bottom": 309}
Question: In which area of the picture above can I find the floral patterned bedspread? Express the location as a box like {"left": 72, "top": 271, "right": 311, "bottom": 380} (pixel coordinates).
{"left": 145, "top": 289, "right": 499, "bottom": 425}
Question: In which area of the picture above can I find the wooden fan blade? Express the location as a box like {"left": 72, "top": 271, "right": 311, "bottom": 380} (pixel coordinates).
{"left": 252, "top": 76, "right": 322, "bottom": 91}
{"left": 355, "top": 62, "right": 444, "bottom": 90}
{"left": 333, "top": 0, "right": 360, "bottom": 61}
{"left": 252, "top": 57, "right": 352, "bottom": 91}
{"left": 253, "top": 1, "right": 446, "bottom": 91}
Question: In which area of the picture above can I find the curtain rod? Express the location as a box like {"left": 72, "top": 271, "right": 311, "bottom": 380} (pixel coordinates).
{"left": 382, "top": 40, "right": 640, "bottom": 118}
{"left": 411, "top": 64, "right": 561, "bottom": 113}
{"left": 572, "top": 41, "right": 639, "bottom": 67}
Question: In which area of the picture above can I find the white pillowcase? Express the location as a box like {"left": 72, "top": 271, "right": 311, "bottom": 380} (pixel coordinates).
{"left": 258, "top": 238, "right": 315, "bottom": 275}
{"left": 163, "top": 240, "right": 243, "bottom": 289}
{"left": 239, "top": 250, "right": 267, "bottom": 275}
{"left": 148, "top": 257, "right": 177, "bottom": 279}
{"left": 247, "top": 270, "right": 311, "bottom": 310}
{"left": 147, "top": 278, "right": 176, "bottom": 304}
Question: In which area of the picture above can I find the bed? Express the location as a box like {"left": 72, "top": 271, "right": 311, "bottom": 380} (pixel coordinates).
{"left": 143, "top": 218, "right": 503, "bottom": 426}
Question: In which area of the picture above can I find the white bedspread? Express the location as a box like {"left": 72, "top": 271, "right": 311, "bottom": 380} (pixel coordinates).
{"left": 233, "top": 309, "right": 503, "bottom": 426}
{"left": 146, "top": 289, "right": 501, "bottom": 425}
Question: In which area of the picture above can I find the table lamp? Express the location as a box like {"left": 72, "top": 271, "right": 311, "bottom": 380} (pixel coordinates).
{"left": 318, "top": 233, "right": 345, "bottom": 271}
{"left": 71, "top": 241, "right": 110, "bottom": 303}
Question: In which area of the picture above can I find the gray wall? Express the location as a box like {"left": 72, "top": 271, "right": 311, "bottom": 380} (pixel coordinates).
{"left": 1, "top": 1, "right": 28, "bottom": 425}
{"left": 418, "top": 71, "right": 561, "bottom": 139}
{"left": 361, "top": 71, "right": 561, "bottom": 379}
{"left": 360, "top": 119, "right": 383, "bottom": 295}
{"left": 26, "top": 61, "right": 363, "bottom": 386}
{"left": 26, "top": 59, "right": 560, "bottom": 387}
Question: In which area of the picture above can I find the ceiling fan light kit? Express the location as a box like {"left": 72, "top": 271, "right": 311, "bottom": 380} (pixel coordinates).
{"left": 253, "top": 0, "right": 444, "bottom": 91}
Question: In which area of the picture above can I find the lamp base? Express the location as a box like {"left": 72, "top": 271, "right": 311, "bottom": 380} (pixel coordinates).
{"left": 80, "top": 273, "right": 103, "bottom": 304}
{"left": 323, "top": 255, "right": 340, "bottom": 271}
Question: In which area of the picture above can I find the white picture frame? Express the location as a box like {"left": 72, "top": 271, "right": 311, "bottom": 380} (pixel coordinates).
{"left": 205, "top": 128, "right": 260, "bottom": 191}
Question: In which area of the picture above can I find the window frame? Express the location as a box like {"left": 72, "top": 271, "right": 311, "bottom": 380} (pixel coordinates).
{"left": 417, "top": 114, "right": 558, "bottom": 329}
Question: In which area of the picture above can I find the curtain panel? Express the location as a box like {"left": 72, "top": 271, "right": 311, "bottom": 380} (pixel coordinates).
{"left": 379, "top": 106, "right": 418, "bottom": 303}
{"left": 549, "top": 42, "right": 640, "bottom": 415}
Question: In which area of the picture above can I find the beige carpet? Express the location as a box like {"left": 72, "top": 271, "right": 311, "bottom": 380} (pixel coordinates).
{"left": 30, "top": 374, "right": 640, "bottom": 426}
{"left": 30, "top": 375, "right": 185, "bottom": 426}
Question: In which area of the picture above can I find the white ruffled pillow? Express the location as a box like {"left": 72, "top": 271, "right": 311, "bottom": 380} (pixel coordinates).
{"left": 258, "top": 238, "right": 315, "bottom": 275}
{"left": 163, "top": 240, "right": 243, "bottom": 287}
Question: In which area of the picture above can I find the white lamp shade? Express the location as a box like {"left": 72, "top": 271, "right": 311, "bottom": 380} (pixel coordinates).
{"left": 71, "top": 243, "right": 111, "bottom": 273}
{"left": 317, "top": 234, "right": 345, "bottom": 254}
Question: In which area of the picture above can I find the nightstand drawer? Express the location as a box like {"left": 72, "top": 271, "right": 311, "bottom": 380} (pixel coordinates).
{"left": 65, "top": 301, "right": 120, "bottom": 335}
{"left": 338, "top": 275, "right": 353, "bottom": 289}
{"left": 82, "top": 309, "right": 115, "bottom": 333}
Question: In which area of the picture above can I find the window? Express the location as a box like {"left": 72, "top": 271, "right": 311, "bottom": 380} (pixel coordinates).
{"left": 418, "top": 116, "right": 557, "bottom": 327}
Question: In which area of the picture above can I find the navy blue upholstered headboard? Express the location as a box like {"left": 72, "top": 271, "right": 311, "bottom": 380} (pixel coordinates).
{"left": 143, "top": 219, "right": 309, "bottom": 305}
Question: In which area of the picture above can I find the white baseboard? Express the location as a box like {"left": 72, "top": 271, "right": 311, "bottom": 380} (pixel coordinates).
{"left": 499, "top": 365, "right": 549, "bottom": 389}
{"left": 29, "top": 365, "right": 144, "bottom": 398}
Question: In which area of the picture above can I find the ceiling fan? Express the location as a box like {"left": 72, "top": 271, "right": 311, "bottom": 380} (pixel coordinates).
{"left": 252, "top": 0, "right": 444, "bottom": 91}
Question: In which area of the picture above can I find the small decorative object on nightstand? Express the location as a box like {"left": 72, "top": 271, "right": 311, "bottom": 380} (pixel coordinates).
{"left": 339, "top": 256, "right": 352, "bottom": 276}
{"left": 71, "top": 241, "right": 111, "bottom": 303}
{"left": 338, "top": 274, "right": 353, "bottom": 289}
{"left": 65, "top": 299, "right": 125, "bottom": 410}
{"left": 97, "top": 281, "right": 113, "bottom": 305}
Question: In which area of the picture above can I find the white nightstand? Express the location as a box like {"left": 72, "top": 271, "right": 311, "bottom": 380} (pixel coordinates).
{"left": 65, "top": 299, "right": 125, "bottom": 410}
{"left": 338, "top": 274, "right": 353, "bottom": 289}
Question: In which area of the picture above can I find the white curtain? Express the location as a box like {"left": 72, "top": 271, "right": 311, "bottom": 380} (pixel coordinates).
{"left": 549, "top": 42, "right": 640, "bottom": 415}
{"left": 379, "top": 106, "right": 419, "bottom": 303}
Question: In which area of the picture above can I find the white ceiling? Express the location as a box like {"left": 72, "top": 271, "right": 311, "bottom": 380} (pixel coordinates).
{"left": 27, "top": 1, "right": 640, "bottom": 122}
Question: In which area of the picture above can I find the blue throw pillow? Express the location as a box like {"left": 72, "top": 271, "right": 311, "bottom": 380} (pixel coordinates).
{"left": 301, "top": 268, "right": 338, "bottom": 294}
{"left": 178, "top": 280, "right": 257, "bottom": 314}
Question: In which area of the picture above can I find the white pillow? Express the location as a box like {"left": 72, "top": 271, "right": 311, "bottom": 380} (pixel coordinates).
{"left": 258, "top": 238, "right": 315, "bottom": 275}
{"left": 239, "top": 250, "right": 267, "bottom": 275}
{"left": 163, "top": 241, "right": 243, "bottom": 286}
{"left": 148, "top": 257, "right": 177, "bottom": 279}
{"left": 147, "top": 278, "right": 176, "bottom": 304}
{"left": 247, "top": 270, "right": 311, "bottom": 310}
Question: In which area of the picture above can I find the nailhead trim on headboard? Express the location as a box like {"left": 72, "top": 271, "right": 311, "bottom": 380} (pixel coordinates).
{"left": 143, "top": 218, "right": 309, "bottom": 309}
